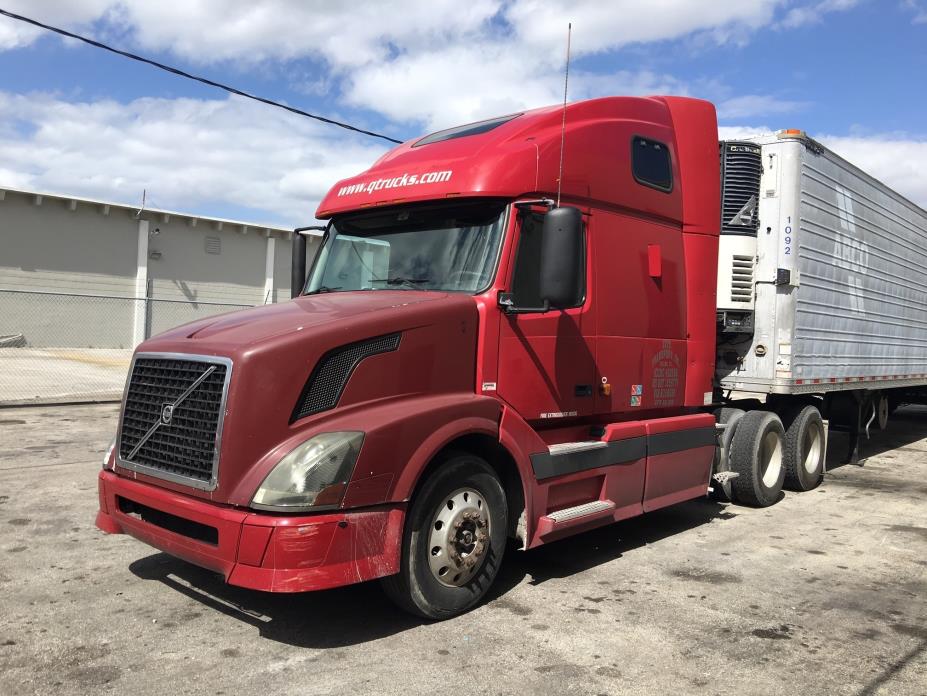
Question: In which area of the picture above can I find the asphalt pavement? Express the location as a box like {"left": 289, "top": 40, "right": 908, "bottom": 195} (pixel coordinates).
{"left": 0, "top": 403, "right": 924, "bottom": 695}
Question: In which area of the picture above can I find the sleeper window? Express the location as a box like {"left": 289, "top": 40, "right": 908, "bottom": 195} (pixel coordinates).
{"left": 632, "top": 136, "right": 672, "bottom": 192}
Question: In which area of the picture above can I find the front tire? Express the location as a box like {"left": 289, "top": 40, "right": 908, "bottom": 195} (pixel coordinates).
{"left": 382, "top": 452, "right": 507, "bottom": 619}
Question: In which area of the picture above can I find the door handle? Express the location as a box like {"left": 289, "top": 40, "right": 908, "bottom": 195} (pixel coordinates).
{"left": 648, "top": 244, "right": 662, "bottom": 278}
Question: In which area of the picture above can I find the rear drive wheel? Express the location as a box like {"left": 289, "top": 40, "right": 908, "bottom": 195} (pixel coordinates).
{"left": 782, "top": 405, "right": 825, "bottom": 491}
{"left": 381, "top": 453, "right": 507, "bottom": 619}
{"left": 710, "top": 407, "right": 745, "bottom": 502}
{"left": 729, "top": 410, "right": 785, "bottom": 507}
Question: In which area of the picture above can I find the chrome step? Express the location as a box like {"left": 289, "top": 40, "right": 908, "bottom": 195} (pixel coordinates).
{"left": 545, "top": 500, "right": 615, "bottom": 524}
{"left": 712, "top": 471, "right": 740, "bottom": 483}
{"left": 547, "top": 440, "right": 607, "bottom": 456}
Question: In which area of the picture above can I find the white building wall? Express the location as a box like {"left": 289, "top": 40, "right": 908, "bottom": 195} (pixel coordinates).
{"left": 0, "top": 188, "right": 294, "bottom": 348}
{"left": 0, "top": 191, "right": 137, "bottom": 295}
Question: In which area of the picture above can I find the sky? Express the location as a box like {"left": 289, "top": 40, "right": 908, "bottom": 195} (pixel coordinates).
{"left": 0, "top": 0, "right": 925, "bottom": 227}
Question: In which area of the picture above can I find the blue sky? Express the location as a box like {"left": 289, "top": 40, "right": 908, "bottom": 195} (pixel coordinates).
{"left": 0, "top": 1, "right": 924, "bottom": 226}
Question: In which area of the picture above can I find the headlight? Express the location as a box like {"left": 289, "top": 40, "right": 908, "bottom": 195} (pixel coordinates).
{"left": 251, "top": 432, "right": 364, "bottom": 511}
{"left": 102, "top": 437, "right": 116, "bottom": 470}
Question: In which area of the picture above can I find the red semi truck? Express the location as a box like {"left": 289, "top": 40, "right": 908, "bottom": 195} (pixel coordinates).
{"left": 96, "top": 96, "right": 927, "bottom": 618}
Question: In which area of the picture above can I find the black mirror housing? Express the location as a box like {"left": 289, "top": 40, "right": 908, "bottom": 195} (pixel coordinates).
{"left": 291, "top": 232, "right": 307, "bottom": 298}
{"left": 539, "top": 206, "right": 583, "bottom": 308}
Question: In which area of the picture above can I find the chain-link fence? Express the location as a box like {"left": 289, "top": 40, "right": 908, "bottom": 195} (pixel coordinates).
{"left": 0, "top": 289, "right": 256, "bottom": 405}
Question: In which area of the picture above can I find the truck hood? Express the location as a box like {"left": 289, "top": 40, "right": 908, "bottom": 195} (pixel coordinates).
{"left": 155, "top": 291, "right": 449, "bottom": 346}
{"left": 122, "top": 290, "right": 481, "bottom": 506}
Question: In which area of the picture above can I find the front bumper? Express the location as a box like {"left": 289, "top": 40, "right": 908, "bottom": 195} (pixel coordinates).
{"left": 96, "top": 471, "right": 404, "bottom": 592}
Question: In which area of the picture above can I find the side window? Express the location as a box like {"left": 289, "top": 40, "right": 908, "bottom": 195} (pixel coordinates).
{"left": 511, "top": 212, "right": 585, "bottom": 308}
{"left": 632, "top": 136, "right": 672, "bottom": 192}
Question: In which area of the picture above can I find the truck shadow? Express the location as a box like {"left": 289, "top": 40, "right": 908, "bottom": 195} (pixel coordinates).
{"left": 497, "top": 498, "right": 736, "bottom": 588}
{"left": 128, "top": 499, "right": 735, "bottom": 648}
{"left": 129, "top": 552, "right": 425, "bottom": 647}
{"left": 826, "top": 405, "right": 927, "bottom": 471}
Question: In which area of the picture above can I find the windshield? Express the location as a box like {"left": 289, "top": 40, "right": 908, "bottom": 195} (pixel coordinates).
{"left": 305, "top": 202, "right": 507, "bottom": 294}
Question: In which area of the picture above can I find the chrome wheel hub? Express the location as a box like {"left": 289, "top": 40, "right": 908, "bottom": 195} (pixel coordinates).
{"left": 427, "top": 488, "right": 491, "bottom": 587}
{"left": 760, "top": 430, "right": 783, "bottom": 488}
{"left": 803, "top": 422, "right": 824, "bottom": 474}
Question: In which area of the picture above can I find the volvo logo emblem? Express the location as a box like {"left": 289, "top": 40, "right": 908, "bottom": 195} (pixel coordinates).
{"left": 160, "top": 403, "right": 175, "bottom": 425}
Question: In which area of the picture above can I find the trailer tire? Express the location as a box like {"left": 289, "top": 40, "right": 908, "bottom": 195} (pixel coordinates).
{"left": 710, "top": 408, "right": 745, "bottom": 502}
{"left": 728, "top": 410, "right": 785, "bottom": 508}
{"left": 782, "top": 405, "right": 825, "bottom": 491}
{"left": 874, "top": 393, "right": 890, "bottom": 431}
{"left": 381, "top": 452, "right": 507, "bottom": 620}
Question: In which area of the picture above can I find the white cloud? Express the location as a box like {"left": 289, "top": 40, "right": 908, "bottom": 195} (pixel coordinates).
{"left": 506, "top": 1, "right": 785, "bottom": 54}
{"left": 902, "top": 0, "right": 927, "bottom": 23}
{"left": 0, "top": 1, "right": 114, "bottom": 49}
{"left": 717, "top": 95, "right": 807, "bottom": 120}
{"left": 0, "top": 2, "right": 830, "bottom": 135}
{"left": 717, "top": 125, "right": 776, "bottom": 140}
{"left": 0, "top": 91, "right": 387, "bottom": 225}
{"left": 777, "top": 0, "right": 859, "bottom": 29}
{"left": 0, "top": 1, "right": 504, "bottom": 66}
{"left": 818, "top": 134, "right": 927, "bottom": 208}
{"left": 1, "top": 1, "right": 792, "bottom": 61}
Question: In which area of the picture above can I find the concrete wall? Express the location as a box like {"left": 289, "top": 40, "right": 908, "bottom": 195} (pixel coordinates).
{"left": 0, "top": 189, "right": 302, "bottom": 348}
{"left": 148, "top": 219, "right": 266, "bottom": 304}
{"left": 0, "top": 191, "right": 137, "bottom": 296}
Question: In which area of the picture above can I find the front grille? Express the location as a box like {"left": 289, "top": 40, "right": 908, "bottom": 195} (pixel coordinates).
{"left": 720, "top": 141, "right": 762, "bottom": 235}
{"left": 730, "top": 254, "right": 754, "bottom": 303}
{"left": 118, "top": 354, "right": 231, "bottom": 489}
{"left": 292, "top": 333, "right": 401, "bottom": 422}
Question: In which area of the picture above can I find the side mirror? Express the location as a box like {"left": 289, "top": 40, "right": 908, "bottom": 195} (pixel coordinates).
{"left": 291, "top": 232, "right": 307, "bottom": 298}
{"left": 539, "top": 206, "right": 583, "bottom": 308}
{"left": 291, "top": 225, "right": 326, "bottom": 298}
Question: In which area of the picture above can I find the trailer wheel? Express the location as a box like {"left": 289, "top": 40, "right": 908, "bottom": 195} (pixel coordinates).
{"left": 874, "top": 393, "right": 890, "bottom": 431}
{"left": 729, "top": 410, "right": 785, "bottom": 507}
{"left": 381, "top": 452, "right": 507, "bottom": 619}
{"left": 710, "top": 408, "right": 745, "bottom": 502}
{"left": 782, "top": 405, "right": 825, "bottom": 491}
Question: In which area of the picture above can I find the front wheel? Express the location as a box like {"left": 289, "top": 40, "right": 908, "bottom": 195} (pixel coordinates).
{"left": 381, "top": 453, "right": 507, "bottom": 619}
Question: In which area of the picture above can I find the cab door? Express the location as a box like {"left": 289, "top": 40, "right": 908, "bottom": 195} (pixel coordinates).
{"left": 496, "top": 210, "right": 596, "bottom": 422}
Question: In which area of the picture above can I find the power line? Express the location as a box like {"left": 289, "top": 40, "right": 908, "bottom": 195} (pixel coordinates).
{"left": 0, "top": 7, "right": 403, "bottom": 144}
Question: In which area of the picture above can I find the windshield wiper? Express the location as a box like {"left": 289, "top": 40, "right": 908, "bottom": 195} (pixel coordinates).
{"left": 305, "top": 285, "right": 343, "bottom": 295}
{"left": 370, "top": 277, "right": 431, "bottom": 289}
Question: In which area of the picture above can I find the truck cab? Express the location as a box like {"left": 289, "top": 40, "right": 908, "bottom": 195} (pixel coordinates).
{"left": 97, "top": 96, "right": 739, "bottom": 618}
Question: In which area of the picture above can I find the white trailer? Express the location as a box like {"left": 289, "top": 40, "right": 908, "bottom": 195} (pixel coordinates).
{"left": 713, "top": 130, "right": 927, "bottom": 467}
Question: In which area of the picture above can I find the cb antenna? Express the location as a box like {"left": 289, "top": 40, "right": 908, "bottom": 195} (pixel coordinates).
{"left": 556, "top": 22, "right": 572, "bottom": 208}
{"left": 135, "top": 188, "right": 147, "bottom": 219}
